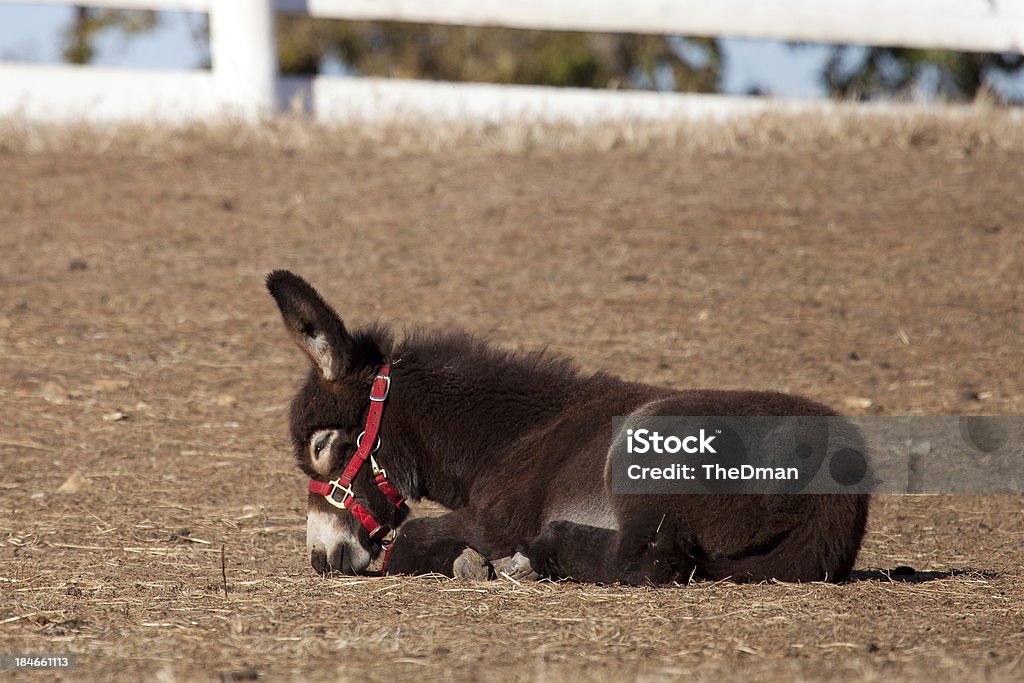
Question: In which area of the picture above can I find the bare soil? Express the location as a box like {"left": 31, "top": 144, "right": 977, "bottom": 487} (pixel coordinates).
{"left": 1, "top": 116, "right": 1022, "bottom": 681}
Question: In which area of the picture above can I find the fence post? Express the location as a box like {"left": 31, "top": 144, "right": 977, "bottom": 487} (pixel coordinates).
{"left": 209, "top": 0, "right": 278, "bottom": 118}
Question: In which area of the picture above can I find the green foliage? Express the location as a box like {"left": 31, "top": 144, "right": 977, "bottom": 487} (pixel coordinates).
{"left": 823, "top": 46, "right": 1024, "bottom": 102}
{"left": 277, "top": 18, "right": 722, "bottom": 92}
{"left": 61, "top": 7, "right": 159, "bottom": 65}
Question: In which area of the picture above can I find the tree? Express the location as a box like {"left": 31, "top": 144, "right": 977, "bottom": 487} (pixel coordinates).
{"left": 822, "top": 46, "right": 1024, "bottom": 103}
{"left": 277, "top": 18, "right": 722, "bottom": 92}
{"left": 62, "top": 6, "right": 159, "bottom": 65}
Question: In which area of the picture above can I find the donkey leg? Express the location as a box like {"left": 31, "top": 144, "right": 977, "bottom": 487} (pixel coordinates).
{"left": 609, "top": 511, "right": 699, "bottom": 585}
{"left": 524, "top": 521, "right": 617, "bottom": 582}
{"left": 385, "top": 511, "right": 493, "bottom": 578}
{"left": 526, "top": 511, "right": 698, "bottom": 585}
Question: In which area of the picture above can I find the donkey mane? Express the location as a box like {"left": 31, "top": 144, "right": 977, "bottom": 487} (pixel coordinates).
{"left": 345, "top": 321, "right": 611, "bottom": 398}
{"left": 394, "top": 328, "right": 601, "bottom": 387}
{"left": 345, "top": 323, "right": 392, "bottom": 370}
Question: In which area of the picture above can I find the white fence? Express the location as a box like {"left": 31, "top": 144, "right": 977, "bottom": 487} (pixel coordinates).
{"left": 1, "top": 0, "right": 1023, "bottom": 123}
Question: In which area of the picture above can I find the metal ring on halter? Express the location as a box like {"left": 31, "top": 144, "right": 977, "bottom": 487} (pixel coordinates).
{"left": 355, "top": 431, "right": 382, "bottom": 452}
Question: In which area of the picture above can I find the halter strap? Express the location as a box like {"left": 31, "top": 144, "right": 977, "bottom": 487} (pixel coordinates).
{"left": 307, "top": 364, "right": 406, "bottom": 539}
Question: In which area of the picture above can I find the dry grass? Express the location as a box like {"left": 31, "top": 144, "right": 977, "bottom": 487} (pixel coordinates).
{"left": 1, "top": 109, "right": 1022, "bottom": 680}
{"left": 1, "top": 102, "right": 1023, "bottom": 158}
{"left": 2, "top": 501, "right": 1022, "bottom": 683}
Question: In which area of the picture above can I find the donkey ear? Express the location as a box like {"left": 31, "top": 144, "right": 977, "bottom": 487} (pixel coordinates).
{"left": 265, "top": 270, "right": 355, "bottom": 382}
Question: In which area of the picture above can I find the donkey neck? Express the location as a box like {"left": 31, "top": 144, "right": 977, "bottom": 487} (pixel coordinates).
{"left": 378, "top": 338, "right": 595, "bottom": 509}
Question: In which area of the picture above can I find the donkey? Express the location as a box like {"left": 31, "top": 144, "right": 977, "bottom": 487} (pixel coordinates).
{"left": 267, "top": 270, "right": 870, "bottom": 584}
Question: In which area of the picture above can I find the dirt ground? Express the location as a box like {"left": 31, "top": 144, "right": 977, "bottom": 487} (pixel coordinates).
{"left": 1, "top": 114, "right": 1022, "bottom": 681}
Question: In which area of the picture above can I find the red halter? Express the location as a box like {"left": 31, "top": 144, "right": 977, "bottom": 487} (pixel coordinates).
{"left": 307, "top": 364, "right": 406, "bottom": 539}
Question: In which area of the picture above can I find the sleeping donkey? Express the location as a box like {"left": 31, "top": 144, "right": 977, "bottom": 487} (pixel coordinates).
{"left": 267, "top": 270, "right": 869, "bottom": 584}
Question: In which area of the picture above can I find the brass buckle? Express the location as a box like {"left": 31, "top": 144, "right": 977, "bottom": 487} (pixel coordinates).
{"left": 322, "top": 480, "right": 354, "bottom": 510}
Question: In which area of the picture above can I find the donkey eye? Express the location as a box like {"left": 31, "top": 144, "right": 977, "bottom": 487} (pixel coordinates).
{"left": 310, "top": 430, "right": 334, "bottom": 457}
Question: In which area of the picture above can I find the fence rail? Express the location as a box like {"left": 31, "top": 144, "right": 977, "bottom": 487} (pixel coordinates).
{"left": 2, "top": 0, "right": 1023, "bottom": 122}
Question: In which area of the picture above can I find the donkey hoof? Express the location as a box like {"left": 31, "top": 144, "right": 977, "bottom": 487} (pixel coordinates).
{"left": 452, "top": 548, "right": 490, "bottom": 580}
{"left": 492, "top": 552, "right": 540, "bottom": 581}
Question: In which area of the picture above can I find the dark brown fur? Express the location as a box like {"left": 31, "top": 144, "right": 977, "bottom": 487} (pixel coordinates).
{"left": 268, "top": 270, "right": 869, "bottom": 584}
